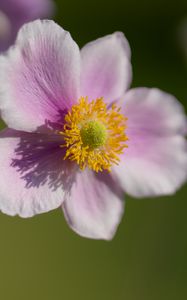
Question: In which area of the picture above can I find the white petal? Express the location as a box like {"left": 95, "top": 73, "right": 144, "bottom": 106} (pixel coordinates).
{"left": 81, "top": 32, "right": 132, "bottom": 104}
{"left": 113, "top": 88, "right": 187, "bottom": 197}
{"left": 62, "top": 169, "right": 124, "bottom": 240}
{"left": 0, "top": 129, "right": 75, "bottom": 217}
{"left": 0, "top": 20, "right": 80, "bottom": 131}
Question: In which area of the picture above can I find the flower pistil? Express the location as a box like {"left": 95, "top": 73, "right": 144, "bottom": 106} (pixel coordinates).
{"left": 60, "top": 97, "right": 128, "bottom": 172}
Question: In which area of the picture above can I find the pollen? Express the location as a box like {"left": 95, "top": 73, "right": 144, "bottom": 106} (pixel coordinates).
{"left": 60, "top": 97, "right": 128, "bottom": 172}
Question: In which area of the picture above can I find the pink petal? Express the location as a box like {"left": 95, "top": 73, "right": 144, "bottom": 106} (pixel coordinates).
{"left": 62, "top": 169, "right": 124, "bottom": 240}
{"left": 0, "top": 0, "right": 54, "bottom": 20}
{"left": 0, "top": 20, "right": 80, "bottom": 132}
{"left": 17, "top": 0, "right": 55, "bottom": 18}
{"left": 0, "top": 129, "right": 76, "bottom": 217}
{"left": 80, "top": 32, "right": 132, "bottom": 104}
{"left": 112, "top": 88, "right": 187, "bottom": 197}
{"left": 0, "top": 0, "right": 55, "bottom": 51}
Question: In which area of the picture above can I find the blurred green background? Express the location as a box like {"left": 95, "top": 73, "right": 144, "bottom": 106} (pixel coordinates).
{"left": 0, "top": 0, "right": 187, "bottom": 299}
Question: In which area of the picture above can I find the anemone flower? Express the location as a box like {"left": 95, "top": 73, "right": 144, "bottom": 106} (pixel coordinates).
{"left": 0, "top": 0, "right": 54, "bottom": 51}
{"left": 0, "top": 20, "right": 186, "bottom": 240}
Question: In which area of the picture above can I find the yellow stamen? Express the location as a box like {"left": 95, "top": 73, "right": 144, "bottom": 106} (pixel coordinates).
{"left": 60, "top": 97, "right": 128, "bottom": 172}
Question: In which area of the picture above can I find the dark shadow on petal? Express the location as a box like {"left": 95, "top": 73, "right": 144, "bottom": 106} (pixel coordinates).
{"left": 5, "top": 116, "right": 77, "bottom": 193}
{"left": 95, "top": 170, "right": 124, "bottom": 199}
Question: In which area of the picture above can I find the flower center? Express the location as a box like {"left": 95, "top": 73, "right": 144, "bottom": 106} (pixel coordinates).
{"left": 80, "top": 120, "right": 107, "bottom": 149}
{"left": 60, "top": 97, "right": 128, "bottom": 172}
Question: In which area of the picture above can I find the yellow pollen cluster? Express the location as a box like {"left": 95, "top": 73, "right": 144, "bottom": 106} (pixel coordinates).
{"left": 60, "top": 97, "right": 128, "bottom": 172}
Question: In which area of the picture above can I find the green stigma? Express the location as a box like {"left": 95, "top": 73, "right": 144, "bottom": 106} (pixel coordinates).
{"left": 80, "top": 120, "right": 107, "bottom": 149}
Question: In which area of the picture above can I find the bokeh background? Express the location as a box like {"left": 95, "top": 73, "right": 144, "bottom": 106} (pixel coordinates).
{"left": 0, "top": 0, "right": 187, "bottom": 299}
